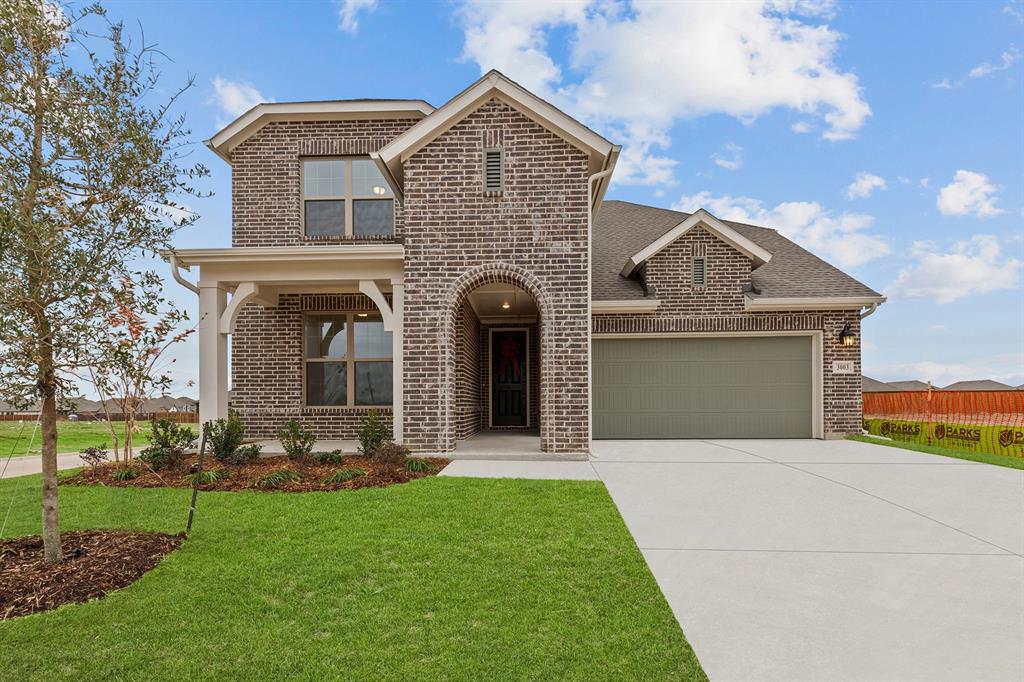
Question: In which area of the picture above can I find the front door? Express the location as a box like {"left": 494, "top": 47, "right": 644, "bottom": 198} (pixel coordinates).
{"left": 491, "top": 330, "right": 528, "bottom": 427}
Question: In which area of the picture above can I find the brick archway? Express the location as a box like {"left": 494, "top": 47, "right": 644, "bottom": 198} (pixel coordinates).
{"left": 440, "top": 263, "right": 553, "bottom": 452}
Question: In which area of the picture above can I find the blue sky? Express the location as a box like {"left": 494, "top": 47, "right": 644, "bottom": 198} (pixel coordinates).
{"left": 104, "top": 0, "right": 1022, "bottom": 395}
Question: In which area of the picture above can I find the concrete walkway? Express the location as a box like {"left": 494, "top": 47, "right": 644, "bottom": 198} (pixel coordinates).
{"left": 443, "top": 439, "right": 1024, "bottom": 681}
{"left": 1, "top": 452, "right": 85, "bottom": 479}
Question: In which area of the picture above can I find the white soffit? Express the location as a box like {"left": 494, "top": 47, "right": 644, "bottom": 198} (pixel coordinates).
{"left": 621, "top": 209, "right": 773, "bottom": 277}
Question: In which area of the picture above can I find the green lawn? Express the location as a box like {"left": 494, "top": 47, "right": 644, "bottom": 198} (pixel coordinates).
{"left": 0, "top": 420, "right": 163, "bottom": 457}
{"left": 0, "top": 473, "right": 706, "bottom": 681}
{"left": 848, "top": 434, "right": 1024, "bottom": 470}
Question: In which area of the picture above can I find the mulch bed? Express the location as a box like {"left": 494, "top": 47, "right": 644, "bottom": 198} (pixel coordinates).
{"left": 0, "top": 530, "right": 182, "bottom": 619}
{"left": 62, "top": 454, "right": 449, "bottom": 492}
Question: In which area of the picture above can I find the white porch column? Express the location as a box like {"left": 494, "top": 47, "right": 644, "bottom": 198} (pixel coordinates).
{"left": 198, "top": 282, "right": 228, "bottom": 427}
{"left": 391, "top": 282, "right": 404, "bottom": 443}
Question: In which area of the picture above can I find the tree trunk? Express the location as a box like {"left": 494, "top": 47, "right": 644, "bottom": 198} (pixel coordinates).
{"left": 38, "top": 351, "right": 62, "bottom": 564}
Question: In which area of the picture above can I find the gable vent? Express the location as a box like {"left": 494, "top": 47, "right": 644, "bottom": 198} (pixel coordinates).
{"left": 691, "top": 256, "right": 706, "bottom": 287}
{"left": 483, "top": 148, "right": 504, "bottom": 192}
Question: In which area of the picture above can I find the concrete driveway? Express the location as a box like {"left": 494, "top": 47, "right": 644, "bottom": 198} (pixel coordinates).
{"left": 591, "top": 439, "right": 1024, "bottom": 682}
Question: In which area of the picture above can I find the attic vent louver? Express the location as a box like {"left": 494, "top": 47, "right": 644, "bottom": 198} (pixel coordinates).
{"left": 483, "top": 148, "right": 503, "bottom": 192}
{"left": 691, "top": 256, "right": 706, "bottom": 287}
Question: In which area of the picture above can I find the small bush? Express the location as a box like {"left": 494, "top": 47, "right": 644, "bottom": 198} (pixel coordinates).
{"left": 322, "top": 468, "right": 366, "bottom": 485}
{"left": 255, "top": 469, "right": 301, "bottom": 489}
{"left": 206, "top": 413, "right": 246, "bottom": 463}
{"left": 138, "top": 445, "right": 181, "bottom": 471}
{"left": 79, "top": 446, "right": 109, "bottom": 467}
{"left": 184, "top": 469, "right": 227, "bottom": 485}
{"left": 358, "top": 409, "right": 390, "bottom": 455}
{"left": 374, "top": 441, "right": 410, "bottom": 466}
{"left": 313, "top": 449, "right": 345, "bottom": 466}
{"left": 222, "top": 443, "right": 261, "bottom": 466}
{"left": 112, "top": 467, "right": 139, "bottom": 481}
{"left": 278, "top": 419, "right": 316, "bottom": 462}
{"left": 150, "top": 419, "right": 197, "bottom": 451}
{"left": 405, "top": 457, "right": 436, "bottom": 473}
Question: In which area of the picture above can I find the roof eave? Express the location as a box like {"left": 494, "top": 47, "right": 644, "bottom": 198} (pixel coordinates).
{"left": 743, "top": 295, "right": 887, "bottom": 312}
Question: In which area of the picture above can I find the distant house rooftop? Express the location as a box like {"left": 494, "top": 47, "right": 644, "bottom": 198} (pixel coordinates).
{"left": 884, "top": 380, "right": 934, "bottom": 392}
{"left": 862, "top": 376, "right": 893, "bottom": 392}
{"left": 941, "top": 379, "right": 1017, "bottom": 391}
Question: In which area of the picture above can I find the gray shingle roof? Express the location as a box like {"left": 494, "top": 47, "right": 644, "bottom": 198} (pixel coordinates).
{"left": 941, "top": 379, "right": 1017, "bottom": 391}
{"left": 886, "top": 380, "right": 933, "bottom": 392}
{"left": 862, "top": 376, "right": 893, "bottom": 392}
{"left": 592, "top": 200, "right": 882, "bottom": 302}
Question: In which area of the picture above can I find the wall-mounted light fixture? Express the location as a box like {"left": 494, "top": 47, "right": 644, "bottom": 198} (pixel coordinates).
{"left": 838, "top": 323, "right": 856, "bottom": 347}
{"left": 500, "top": 301, "right": 511, "bottom": 310}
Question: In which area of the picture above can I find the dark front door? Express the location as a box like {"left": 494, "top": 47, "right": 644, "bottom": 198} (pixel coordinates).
{"left": 491, "top": 330, "right": 528, "bottom": 427}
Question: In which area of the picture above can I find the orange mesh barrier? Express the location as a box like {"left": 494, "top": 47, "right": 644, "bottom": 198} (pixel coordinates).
{"left": 863, "top": 390, "right": 1024, "bottom": 458}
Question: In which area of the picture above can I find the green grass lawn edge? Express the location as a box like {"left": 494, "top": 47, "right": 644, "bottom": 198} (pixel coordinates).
{"left": 848, "top": 434, "right": 1024, "bottom": 470}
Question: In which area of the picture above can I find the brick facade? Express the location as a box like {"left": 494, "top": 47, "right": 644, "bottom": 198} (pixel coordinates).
{"left": 230, "top": 118, "right": 419, "bottom": 247}
{"left": 231, "top": 293, "right": 391, "bottom": 440}
{"left": 401, "top": 99, "right": 590, "bottom": 454}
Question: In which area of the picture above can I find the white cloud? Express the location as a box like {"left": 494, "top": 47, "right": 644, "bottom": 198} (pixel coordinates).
{"left": 457, "top": 0, "right": 871, "bottom": 185}
{"left": 869, "top": 353, "right": 1024, "bottom": 388}
{"left": 846, "top": 171, "right": 887, "bottom": 199}
{"left": 673, "top": 191, "right": 889, "bottom": 268}
{"left": 936, "top": 170, "right": 1003, "bottom": 217}
{"left": 885, "top": 235, "right": 1021, "bottom": 304}
{"left": 211, "top": 77, "right": 271, "bottom": 127}
{"left": 932, "top": 46, "right": 1020, "bottom": 89}
{"left": 712, "top": 143, "right": 743, "bottom": 171}
{"left": 790, "top": 121, "right": 814, "bottom": 134}
{"left": 337, "top": 0, "right": 378, "bottom": 35}
{"left": 1006, "top": 2, "right": 1024, "bottom": 24}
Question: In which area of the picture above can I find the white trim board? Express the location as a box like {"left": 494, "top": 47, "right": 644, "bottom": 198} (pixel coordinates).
{"left": 591, "top": 299, "right": 661, "bottom": 314}
{"left": 621, "top": 208, "right": 773, "bottom": 278}
{"left": 206, "top": 100, "right": 435, "bottom": 164}
{"left": 591, "top": 330, "right": 825, "bottom": 440}
{"left": 744, "top": 295, "right": 886, "bottom": 311}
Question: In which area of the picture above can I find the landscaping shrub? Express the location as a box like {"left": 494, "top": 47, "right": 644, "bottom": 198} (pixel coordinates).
{"left": 183, "top": 469, "right": 228, "bottom": 485}
{"left": 374, "top": 442, "right": 410, "bottom": 466}
{"left": 313, "top": 449, "right": 345, "bottom": 466}
{"left": 322, "top": 468, "right": 365, "bottom": 485}
{"left": 255, "top": 470, "right": 301, "bottom": 489}
{"left": 150, "top": 419, "right": 197, "bottom": 451}
{"left": 221, "top": 443, "right": 261, "bottom": 466}
{"left": 112, "top": 467, "right": 139, "bottom": 481}
{"left": 405, "top": 458, "right": 436, "bottom": 473}
{"left": 278, "top": 420, "right": 316, "bottom": 462}
{"left": 207, "top": 413, "right": 245, "bottom": 463}
{"left": 79, "top": 446, "right": 109, "bottom": 467}
{"left": 358, "top": 409, "right": 390, "bottom": 455}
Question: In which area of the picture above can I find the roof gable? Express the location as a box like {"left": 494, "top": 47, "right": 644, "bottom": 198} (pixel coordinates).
{"left": 373, "top": 70, "right": 619, "bottom": 205}
{"left": 620, "top": 208, "right": 772, "bottom": 278}
{"left": 206, "top": 100, "right": 435, "bottom": 164}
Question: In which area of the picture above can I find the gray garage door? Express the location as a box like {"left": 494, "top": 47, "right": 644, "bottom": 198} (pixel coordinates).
{"left": 593, "top": 336, "right": 813, "bottom": 439}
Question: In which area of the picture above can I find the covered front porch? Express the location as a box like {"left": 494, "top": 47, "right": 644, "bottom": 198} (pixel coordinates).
{"left": 165, "top": 244, "right": 406, "bottom": 442}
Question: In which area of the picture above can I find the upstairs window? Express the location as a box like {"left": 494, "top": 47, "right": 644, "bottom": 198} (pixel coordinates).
{"left": 691, "top": 256, "right": 707, "bottom": 287}
{"left": 302, "top": 158, "right": 394, "bottom": 237}
{"left": 483, "top": 148, "right": 504, "bottom": 192}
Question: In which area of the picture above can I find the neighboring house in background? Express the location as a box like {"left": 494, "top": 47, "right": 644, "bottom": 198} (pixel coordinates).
{"left": 862, "top": 376, "right": 893, "bottom": 392}
{"left": 0, "top": 400, "right": 40, "bottom": 417}
{"left": 941, "top": 380, "right": 1017, "bottom": 391}
{"left": 885, "top": 380, "right": 934, "bottom": 392}
{"left": 166, "top": 70, "right": 885, "bottom": 455}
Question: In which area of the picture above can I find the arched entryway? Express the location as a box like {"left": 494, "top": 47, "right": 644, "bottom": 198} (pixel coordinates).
{"left": 440, "top": 264, "right": 552, "bottom": 453}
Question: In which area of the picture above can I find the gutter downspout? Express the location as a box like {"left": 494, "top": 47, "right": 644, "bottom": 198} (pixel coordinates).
{"left": 168, "top": 254, "right": 200, "bottom": 295}
{"left": 860, "top": 297, "right": 885, "bottom": 319}
{"left": 587, "top": 163, "right": 616, "bottom": 452}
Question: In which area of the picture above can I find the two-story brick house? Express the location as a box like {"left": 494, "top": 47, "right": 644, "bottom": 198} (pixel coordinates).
{"left": 167, "top": 70, "right": 884, "bottom": 457}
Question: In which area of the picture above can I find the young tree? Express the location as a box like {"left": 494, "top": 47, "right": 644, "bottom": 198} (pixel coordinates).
{"left": 0, "top": 1, "right": 207, "bottom": 562}
{"left": 88, "top": 273, "right": 194, "bottom": 463}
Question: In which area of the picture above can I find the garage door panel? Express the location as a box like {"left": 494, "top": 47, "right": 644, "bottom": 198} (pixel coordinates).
{"left": 593, "top": 336, "right": 813, "bottom": 439}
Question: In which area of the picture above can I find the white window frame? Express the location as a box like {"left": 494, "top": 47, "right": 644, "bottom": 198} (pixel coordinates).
{"left": 301, "top": 156, "right": 394, "bottom": 238}
{"left": 303, "top": 311, "right": 393, "bottom": 408}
